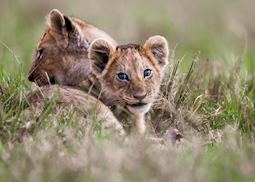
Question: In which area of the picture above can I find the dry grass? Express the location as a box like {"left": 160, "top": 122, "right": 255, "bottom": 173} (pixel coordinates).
{"left": 0, "top": 0, "right": 255, "bottom": 181}
{"left": 0, "top": 125, "right": 255, "bottom": 182}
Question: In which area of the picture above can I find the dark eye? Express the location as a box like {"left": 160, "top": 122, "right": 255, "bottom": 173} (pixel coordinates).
{"left": 36, "top": 48, "right": 44, "bottom": 61}
{"left": 144, "top": 69, "right": 152, "bottom": 78}
{"left": 117, "top": 72, "right": 129, "bottom": 81}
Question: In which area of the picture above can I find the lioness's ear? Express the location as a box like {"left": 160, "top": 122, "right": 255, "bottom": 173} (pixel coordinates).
{"left": 143, "top": 35, "right": 169, "bottom": 68}
{"left": 88, "top": 39, "right": 114, "bottom": 75}
{"left": 48, "top": 9, "right": 74, "bottom": 33}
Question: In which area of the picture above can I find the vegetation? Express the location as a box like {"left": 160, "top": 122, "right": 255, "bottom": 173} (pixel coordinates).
{"left": 0, "top": 0, "right": 254, "bottom": 181}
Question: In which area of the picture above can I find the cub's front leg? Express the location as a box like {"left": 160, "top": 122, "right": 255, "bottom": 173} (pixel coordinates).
{"left": 134, "top": 113, "right": 146, "bottom": 134}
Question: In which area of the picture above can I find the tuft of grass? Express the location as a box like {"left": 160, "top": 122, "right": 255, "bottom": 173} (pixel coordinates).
{"left": 0, "top": 0, "right": 255, "bottom": 181}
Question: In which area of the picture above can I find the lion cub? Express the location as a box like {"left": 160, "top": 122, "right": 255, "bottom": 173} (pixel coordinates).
{"left": 28, "top": 9, "right": 116, "bottom": 86}
{"left": 28, "top": 9, "right": 169, "bottom": 133}
{"left": 88, "top": 37, "right": 169, "bottom": 133}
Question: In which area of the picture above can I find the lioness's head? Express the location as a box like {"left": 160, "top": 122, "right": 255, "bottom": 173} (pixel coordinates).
{"left": 28, "top": 9, "right": 89, "bottom": 86}
{"left": 88, "top": 36, "right": 169, "bottom": 114}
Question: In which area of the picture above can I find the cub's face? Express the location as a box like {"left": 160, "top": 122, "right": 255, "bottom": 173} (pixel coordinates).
{"left": 28, "top": 9, "right": 89, "bottom": 86}
{"left": 89, "top": 36, "right": 169, "bottom": 114}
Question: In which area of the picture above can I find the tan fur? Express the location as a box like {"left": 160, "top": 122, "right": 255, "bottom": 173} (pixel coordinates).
{"left": 28, "top": 9, "right": 116, "bottom": 86}
{"left": 28, "top": 9, "right": 169, "bottom": 134}
{"left": 25, "top": 85, "right": 125, "bottom": 136}
{"left": 88, "top": 36, "right": 169, "bottom": 133}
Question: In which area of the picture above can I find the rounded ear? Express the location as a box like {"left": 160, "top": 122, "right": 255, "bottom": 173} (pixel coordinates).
{"left": 88, "top": 39, "right": 115, "bottom": 75}
{"left": 48, "top": 9, "right": 74, "bottom": 33}
{"left": 143, "top": 35, "right": 169, "bottom": 68}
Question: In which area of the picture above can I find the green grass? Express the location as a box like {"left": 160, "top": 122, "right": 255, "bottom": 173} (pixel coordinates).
{"left": 0, "top": 0, "right": 255, "bottom": 181}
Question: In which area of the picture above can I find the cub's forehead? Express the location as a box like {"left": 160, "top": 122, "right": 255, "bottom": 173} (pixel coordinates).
{"left": 116, "top": 43, "right": 141, "bottom": 50}
{"left": 115, "top": 43, "right": 146, "bottom": 61}
{"left": 111, "top": 44, "right": 153, "bottom": 70}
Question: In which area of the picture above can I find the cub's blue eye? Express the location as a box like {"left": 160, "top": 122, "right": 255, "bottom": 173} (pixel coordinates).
{"left": 144, "top": 69, "right": 152, "bottom": 78}
{"left": 117, "top": 72, "right": 129, "bottom": 81}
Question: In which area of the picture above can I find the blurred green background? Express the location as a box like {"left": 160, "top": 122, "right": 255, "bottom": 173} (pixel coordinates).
{"left": 0, "top": 0, "right": 254, "bottom": 75}
{"left": 0, "top": 2, "right": 255, "bottom": 181}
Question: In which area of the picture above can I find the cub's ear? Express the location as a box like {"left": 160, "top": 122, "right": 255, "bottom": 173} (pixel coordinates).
{"left": 88, "top": 39, "right": 115, "bottom": 75}
{"left": 143, "top": 35, "right": 169, "bottom": 68}
{"left": 48, "top": 9, "right": 74, "bottom": 33}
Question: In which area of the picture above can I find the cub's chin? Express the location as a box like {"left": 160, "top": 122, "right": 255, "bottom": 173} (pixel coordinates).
{"left": 126, "top": 103, "right": 152, "bottom": 114}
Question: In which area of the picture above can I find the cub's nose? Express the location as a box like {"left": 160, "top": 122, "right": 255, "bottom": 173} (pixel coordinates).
{"left": 28, "top": 74, "right": 35, "bottom": 82}
{"left": 133, "top": 93, "right": 147, "bottom": 101}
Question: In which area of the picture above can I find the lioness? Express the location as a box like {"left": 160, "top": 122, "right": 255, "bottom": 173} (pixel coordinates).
{"left": 28, "top": 9, "right": 169, "bottom": 133}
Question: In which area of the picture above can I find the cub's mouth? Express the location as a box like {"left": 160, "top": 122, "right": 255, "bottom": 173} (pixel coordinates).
{"left": 28, "top": 72, "right": 56, "bottom": 86}
{"left": 129, "top": 102, "right": 147, "bottom": 107}
{"left": 126, "top": 102, "right": 151, "bottom": 114}
{"left": 37, "top": 77, "right": 55, "bottom": 86}
{"left": 32, "top": 76, "right": 56, "bottom": 87}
